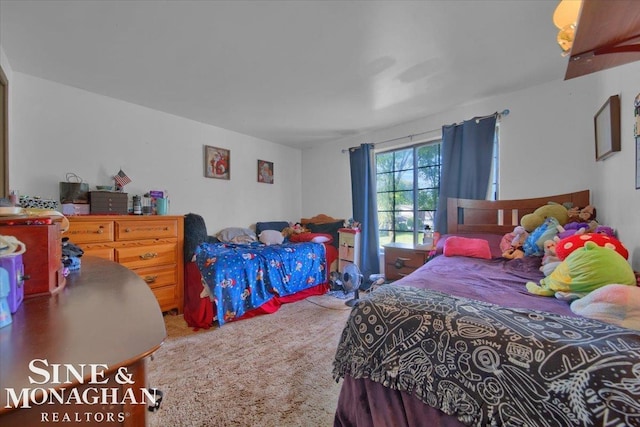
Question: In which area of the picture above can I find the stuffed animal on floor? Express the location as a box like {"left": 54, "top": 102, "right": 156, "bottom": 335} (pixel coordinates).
{"left": 526, "top": 241, "right": 636, "bottom": 298}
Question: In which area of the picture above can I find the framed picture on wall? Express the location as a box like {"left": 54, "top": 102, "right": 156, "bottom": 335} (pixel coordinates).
{"left": 257, "top": 160, "right": 274, "bottom": 184}
{"left": 204, "top": 145, "right": 230, "bottom": 180}
{"left": 594, "top": 94, "right": 621, "bottom": 161}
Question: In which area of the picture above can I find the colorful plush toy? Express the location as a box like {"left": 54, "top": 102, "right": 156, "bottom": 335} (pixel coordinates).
{"left": 540, "top": 239, "right": 561, "bottom": 276}
{"left": 523, "top": 217, "right": 560, "bottom": 257}
{"left": 520, "top": 202, "right": 569, "bottom": 233}
{"left": 594, "top": 225, "right": 615, "bottom": 237}
{"left": 499, "top": 226, "right": 529, "bottom": 253}
{"left": 556, "top": 233, "right": 629, "bottom": 260}
{"left": 526, "top": 241, "right": 636, "bottom": 298}
{"left": 567, "top": 205, "right": 597, "bottom": 223}
{"left": 555, "top": 222, "right": 590, "bottom": 240}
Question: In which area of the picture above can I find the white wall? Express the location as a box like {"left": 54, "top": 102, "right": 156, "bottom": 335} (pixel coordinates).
{"left": 9, "top": 72, "right": 303, "bottom": 232}
{"left": 303, "top": 61, "right": 640, "bottom": 269}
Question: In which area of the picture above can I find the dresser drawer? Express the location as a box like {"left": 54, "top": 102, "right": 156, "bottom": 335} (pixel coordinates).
{"left": 65, "top": 220, "right": 115, "bottom": 244}
{"left": 81, "top": 246, "right": 115, "bottom": 261}
{"left": 339, "top": 244, "right": 356, "bottom": 262}
{"left": 152, "top": 285, "right": 178, "bottom": 312}
{"left": 90, "top": 191, "right": 128, "bottom": 215}
{"left": 116, "top": 243, "right": 177, "bottom": 269}
{"left": 134, "top": 265, "right": 177, "bottom": 289}
{"left": 115, "top": 219, "right": 178, "bottom": 241}
{"left": 339, "top": 232, "right": 356, "bottom": 247}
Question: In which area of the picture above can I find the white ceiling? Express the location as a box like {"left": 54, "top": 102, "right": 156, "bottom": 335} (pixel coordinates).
{"left": 0, "top": 0, "right": 567, "bottom": 149}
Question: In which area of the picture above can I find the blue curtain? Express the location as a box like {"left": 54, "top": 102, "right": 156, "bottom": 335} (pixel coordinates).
{"left": 349, "top": 144, "right": 380, "bottom": 280}
{"left": 434, "top": 115, "right": 497, "bottom": 234}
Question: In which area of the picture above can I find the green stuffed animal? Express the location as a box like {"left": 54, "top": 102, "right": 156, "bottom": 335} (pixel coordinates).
{"left": 526, "top": 241, "right": 636, "bottom": 297}
{"left": 521, "top": 202, "right": 569, "bottom": 233}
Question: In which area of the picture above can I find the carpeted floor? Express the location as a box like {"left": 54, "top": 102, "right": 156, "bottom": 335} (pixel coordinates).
{"left": 147, "top": 294, "right": 353, "bottom": 427}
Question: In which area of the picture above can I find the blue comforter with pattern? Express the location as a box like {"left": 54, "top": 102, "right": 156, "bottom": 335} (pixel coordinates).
{"left": 195, "top": 241, "right": 326, "bottom": 325}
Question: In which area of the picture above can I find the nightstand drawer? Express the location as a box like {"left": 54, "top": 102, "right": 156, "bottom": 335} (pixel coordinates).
{"left": 384, "top": 243, "right": 430, "bottom": 281}
{"left": 385, "top": 247, "right": 426, "bottom": 269}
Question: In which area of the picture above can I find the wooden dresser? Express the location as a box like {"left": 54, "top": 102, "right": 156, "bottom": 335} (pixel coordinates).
{"left": 384, "top": 242, "right": 431, "bottom": 281}
{"left": 66, "top": 215, "right": 184, "bottom": 313}
{"left": 0, "top": 257, "right": 166, "bottom": 426}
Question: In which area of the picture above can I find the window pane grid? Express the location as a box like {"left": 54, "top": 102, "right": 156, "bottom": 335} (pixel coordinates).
{"left": 376, "top": 142, "right": 441, "bottom": 246}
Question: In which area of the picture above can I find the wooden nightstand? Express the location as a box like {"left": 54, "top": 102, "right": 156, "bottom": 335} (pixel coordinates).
{"left": 384, "top": 242, "right": 431, "bottom": 281}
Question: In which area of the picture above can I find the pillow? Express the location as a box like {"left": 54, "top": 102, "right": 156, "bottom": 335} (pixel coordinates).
{"left": 443, "top": 236, "right": 492, "bottom": 259}
{"left": 289, "top": 232, "right": 333, "bottom": 244}
{"left": 217, "top": 227, "right": 257, "bottom": 243}
{"left": 256, "top": 221, "right": 290, "bottom": 236}
{"left": 259, "top": 229, "right": 284, "bottom": 245}
{"left": 526, "top": 241, "right": 636, "bottom": 297}
{"left": 436, "top": 233, "right": 503, "bottom": 258}
{"left": 556, "top": 233, "right": 629, "bottom": 260}
{"left": 306, "top": 220, "right": 343, "bottom": 248}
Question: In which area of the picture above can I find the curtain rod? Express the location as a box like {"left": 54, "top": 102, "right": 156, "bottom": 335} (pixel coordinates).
{"left": 342, "top": 109, "right": 509, "bottom": 153}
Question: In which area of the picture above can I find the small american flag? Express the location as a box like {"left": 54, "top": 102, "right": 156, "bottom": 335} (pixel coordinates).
{"left": 114, "top": 169, "right": 132, "bottom": 188}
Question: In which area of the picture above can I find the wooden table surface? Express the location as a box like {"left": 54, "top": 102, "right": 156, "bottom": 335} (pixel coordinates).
{"left": 0, "top": 256, "right": 167, "bottom": 415}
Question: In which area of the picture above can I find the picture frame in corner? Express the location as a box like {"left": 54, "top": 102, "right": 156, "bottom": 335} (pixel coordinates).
{"left": 594, "top": 94, "right": 621, "bottom": 161}
{"left": 204, "top": 145, "right": 230, "bottom": 180}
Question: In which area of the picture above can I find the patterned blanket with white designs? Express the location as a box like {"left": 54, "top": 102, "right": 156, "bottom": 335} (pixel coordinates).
{"left": 333, "top": 285, "right": 640, "bottom": 427}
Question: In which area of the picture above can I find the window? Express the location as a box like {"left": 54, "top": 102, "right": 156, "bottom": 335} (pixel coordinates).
{"left": 376, "top": 141, "right": 441, "bottom": 246}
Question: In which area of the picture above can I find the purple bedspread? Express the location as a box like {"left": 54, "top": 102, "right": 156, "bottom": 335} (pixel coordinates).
{"left": 333, "top": 253, "right": 633, "bottom": 427}
{"left": 392, "top": 254, "right": 577, "bottom": 317}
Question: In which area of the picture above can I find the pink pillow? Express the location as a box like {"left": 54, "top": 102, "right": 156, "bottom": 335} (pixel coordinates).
{"left": 443, "top": 236, "right": 492, "bottom": 259}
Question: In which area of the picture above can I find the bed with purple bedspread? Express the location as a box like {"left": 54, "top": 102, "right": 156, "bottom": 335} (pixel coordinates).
{"left": 332, "top": 236, "right": 640, "bottom": 427}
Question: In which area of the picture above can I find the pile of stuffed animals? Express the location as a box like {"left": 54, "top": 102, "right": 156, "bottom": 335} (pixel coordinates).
{"left": 497, "top": 201, "right": 637, "bottom": 303}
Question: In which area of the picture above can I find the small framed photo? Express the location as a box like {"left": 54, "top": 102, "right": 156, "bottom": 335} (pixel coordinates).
{"left": 257, "top": 160, "right": 274, "bottom": 184}
{"left": 636, "top": 137, "right": 640, "bottom": 189}
{"left": 204, "top": 145, "right": 230, "bottom": 180}
{"left": 594, "top": 94, "right": 621, "bottom": 161}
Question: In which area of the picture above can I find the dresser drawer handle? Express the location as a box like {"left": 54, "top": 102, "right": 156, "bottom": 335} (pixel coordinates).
{"left": 140, "top": 252, "right": 159, "bottom": 260}
{"left": 144, "top": 275, "right": 158, "bottom": 283}
{"left": 96, "top": 227, "right": 104, "bottom": 234}
{"left": 125, "top": 228, "right": 132, "bottom": 233}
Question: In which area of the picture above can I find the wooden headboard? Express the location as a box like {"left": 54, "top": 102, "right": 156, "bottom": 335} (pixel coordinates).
{"left": 447, "top": 190, "right": 590, "bottom": 235}
{"left": 300, "top": 214, "right": 342, "bottom": 225}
